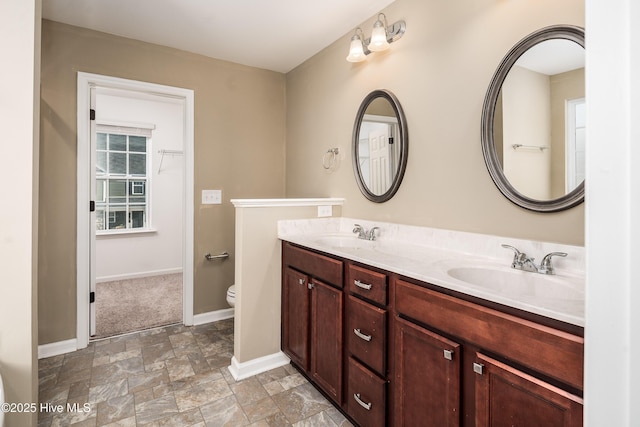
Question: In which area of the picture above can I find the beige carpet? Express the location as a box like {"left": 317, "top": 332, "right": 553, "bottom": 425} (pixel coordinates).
{"left": 94, "top": 273, "right": 182, "bottom": 339}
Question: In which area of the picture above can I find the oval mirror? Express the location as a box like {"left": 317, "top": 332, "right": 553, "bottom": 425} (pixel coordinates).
{"left": 352, "top": 89, "right": 408, "bottom": 203}
{"left": 481, "top": 25, "right": 585, "bottom": 212}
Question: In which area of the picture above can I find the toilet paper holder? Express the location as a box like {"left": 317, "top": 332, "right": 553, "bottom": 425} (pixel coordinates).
{"left": 204, "top": 251, "right": 229, "bottom": 261}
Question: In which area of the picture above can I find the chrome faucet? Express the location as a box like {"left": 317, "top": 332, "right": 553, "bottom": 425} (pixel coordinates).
{"left": 353, "top": 224, "right": 379, "bottom": 241}
{"left": 353, "top": 224, "right": 368, "bottom": 239}
{"left": 368, "top": 227, "right": 380, "bottom": 241}
{"left": 501, "top": 244, "right": 567, "bottom": 275}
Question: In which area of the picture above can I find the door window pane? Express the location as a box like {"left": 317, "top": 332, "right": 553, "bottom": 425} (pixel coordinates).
{"left": 108, "top": 207, "right": 127, "bottom": 230}
{"left": 96, "top": 152, "right": 107, "bottom": 175}
{"left": 130, "top": 206, "right": 146, "bottom": 228}
{"left": 129, "top": 136, "right": 147, "bottom": 152}
{"left": 97, "top": 133, "right": 107, "bottom": 150}
{"left": 109, "top": 180, "right": 127, "bottom": 203}
{"left": 109, "top": 153, "right": 126, "bottom": 174}
{"left": 109, "top": 134, "right": 126, "bottom": 151}
{"left": 129, "top": 153, "right": 146, "bottom": 175}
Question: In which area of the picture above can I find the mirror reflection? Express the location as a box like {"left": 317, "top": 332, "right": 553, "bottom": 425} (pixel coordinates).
{"left": 353, "top": 90, "right": 408, "bottom": 203}
{"left": 358, "top": 97, "right": 401, "bottom": 195}
{"left": 494, "top": 39, "right": 585, "bottom": 201}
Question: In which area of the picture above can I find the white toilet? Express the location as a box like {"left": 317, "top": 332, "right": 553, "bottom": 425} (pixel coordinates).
{"left": 226, "top": 285, "right": 236, "bottom": 308}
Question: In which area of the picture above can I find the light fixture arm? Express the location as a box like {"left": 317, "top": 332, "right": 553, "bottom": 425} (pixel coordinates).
{"left": 355, "top": 27, "right": 371, "bottom": 55}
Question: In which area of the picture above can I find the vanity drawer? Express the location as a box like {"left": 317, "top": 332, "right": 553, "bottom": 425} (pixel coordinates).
{"left": 347, "top": 295, "right": 386, "bottom": 375}
{"left": 348, "top": 264, "right": 387, "bottom": 305}
{"left": 394, "top": 278, "right": 584, "bottom": 390}
{"left": 283, "top": 243, "right": 343, "bottom": 288}
{"left": 347, "top": 357, "right": 386, "bottom": 427}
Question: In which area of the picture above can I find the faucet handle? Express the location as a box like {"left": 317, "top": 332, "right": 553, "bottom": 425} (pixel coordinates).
{"left": 501, "top": 244, "right": 527, "bottom": 266}
{"left": 539, "top": 252, "right": 568, "bottom": 275}
{"left": 368, "top": 227, "right": 380, "bottom": 241}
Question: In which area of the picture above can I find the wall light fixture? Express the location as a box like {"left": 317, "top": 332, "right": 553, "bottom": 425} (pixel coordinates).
{"left": 346, "top": 13, "right": 406, "bottom": 63}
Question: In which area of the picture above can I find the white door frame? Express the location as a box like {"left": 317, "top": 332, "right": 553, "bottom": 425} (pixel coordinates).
{"left": 76, "top": 72, "right": 195, "bottom": 349}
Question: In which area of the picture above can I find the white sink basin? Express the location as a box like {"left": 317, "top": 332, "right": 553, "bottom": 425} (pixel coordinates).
{"left": 313, "top": 234, "right": 373, "bottom": 250}
{"left": 446, "top": 265, "right": 583, "bottom": 301}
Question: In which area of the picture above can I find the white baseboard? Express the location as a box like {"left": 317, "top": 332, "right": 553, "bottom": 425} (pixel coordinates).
{"left": 193, "top": 308, "right": 234, "bottom": 326}
{"left": 38, "top": 338, "right": 78, "bottom": 359}
{"left": 228, "top": 352, "right": 291, "bottom": 381}
{"left": 96, "top": 267, "right": 183, "bottom": 283}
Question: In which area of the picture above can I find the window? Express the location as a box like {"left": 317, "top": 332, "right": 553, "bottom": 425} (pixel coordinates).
{"left": 95, "top": 126, "right": 151, "bottom": 233}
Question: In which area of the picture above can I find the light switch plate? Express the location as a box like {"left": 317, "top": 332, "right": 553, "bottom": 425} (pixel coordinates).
{"left": 202, "top": 189, "right": 222, "bottom": 205}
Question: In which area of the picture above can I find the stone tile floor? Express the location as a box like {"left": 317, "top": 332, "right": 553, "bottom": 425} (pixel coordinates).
{"left": 38, "top": 319, "right": 353, "bottom": 426}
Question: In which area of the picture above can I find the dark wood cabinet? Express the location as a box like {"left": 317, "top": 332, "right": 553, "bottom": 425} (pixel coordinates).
{"left": 281, "top": 242, "right": 584, "bottom": 427}
{"left": 282, "top": 243, "right": 344, "bottom": 404}
{"left": 310, "top": 279, "right": 344, "bottom": 403}
{"left": 392, "top": 315, "right": 461, "bottom": 426}
{"left": 282, "top": 267, "right": 310, "bottom": 370}
{"left": 475, "top": 353, "right": 583, "bottom": 427}
{"left": 393, "top": 277, "right": 583, "bottom": 427}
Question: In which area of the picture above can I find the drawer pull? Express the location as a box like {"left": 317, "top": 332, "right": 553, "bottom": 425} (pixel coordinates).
{"left": 353, "top": 393, "right": 372, "bottom": 411}
{"left": 444, "top": 349, "right": 453, "bottom": 361}
{"left": 354, "top": 280, "right": 372, "bottom": 290}
{"left": 473, "top": 363, "right": 484, "bottom": 375}
{"left": 353, "top": 328, "right": 372, "bottom": 342}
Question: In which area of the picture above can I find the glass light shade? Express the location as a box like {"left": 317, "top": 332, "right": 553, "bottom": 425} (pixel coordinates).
{"left": 346, "top": 36, "right": 367, "bottom": 62}
{"left": 368, "top": 20, "right": 390, "bottom": 52}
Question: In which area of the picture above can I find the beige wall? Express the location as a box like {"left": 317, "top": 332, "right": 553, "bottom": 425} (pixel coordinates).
{"left": 0, "top": 0, "right": 40, "bottom": 424}
{"left": 285, "top": 0, "right": 585, "bottom": 245}
{"left": 39, "top": 20, "right": 286, "bottom": 344}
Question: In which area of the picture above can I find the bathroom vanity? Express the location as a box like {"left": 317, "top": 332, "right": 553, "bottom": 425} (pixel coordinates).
{"left": 280, "top": 219, "right": 584, "bottom": 427}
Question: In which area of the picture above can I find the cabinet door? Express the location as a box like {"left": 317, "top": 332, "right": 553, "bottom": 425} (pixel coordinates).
{"left": 282, "top": 267, "right": 310, "bottom": 370}
{"left": 393, "top": 316, "right": 461, "bottom": 427}
{"left": 475, "top": 353, "right": 583, "bottom": 427}
{"left": 310, "top": 278, "right": 344, "bottom": 403}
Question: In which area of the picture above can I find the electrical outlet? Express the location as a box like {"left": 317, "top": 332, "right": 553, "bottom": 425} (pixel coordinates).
{"left": 202, "top": 190, "right": 222, "bottom": 205}
{"left": 317, "top": 205, "right": 332, "bottom": 217}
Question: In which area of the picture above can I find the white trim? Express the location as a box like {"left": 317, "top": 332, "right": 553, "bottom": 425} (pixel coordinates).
{"left": 230, "top": 198, "right": 345, "bottom": 208}
{"left": 96, "top": 267, "right": 183, "bottom": 283}
{"left": 77, "top": 72, "right": 195, "bottom": 348}
{"left": 96, "top": 120, "right": 156, "bottom": 131}
{"left": 193, "top": 308, "right": 235, "bottom": 326}
{"left": 228, "top": 352, "right": 291, "bottom": 381}
{"left": 38, "top": 339, "right": 78, "bottom": 359}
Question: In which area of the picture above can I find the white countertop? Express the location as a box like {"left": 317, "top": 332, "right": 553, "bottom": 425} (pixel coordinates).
{"left": 278, "top": 218, "right": 585, "bottom": 327}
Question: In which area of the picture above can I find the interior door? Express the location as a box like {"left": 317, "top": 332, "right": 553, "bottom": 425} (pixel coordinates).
{"left": 368, "top": 126, "right": 390, "bottom": 195}
{"left": 89, "top": 86, "right": 97, "bottom": 336}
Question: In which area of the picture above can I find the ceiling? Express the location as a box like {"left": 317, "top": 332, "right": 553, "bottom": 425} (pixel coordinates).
{"left": 42, "top": 0, "right": 397, "bottom": 73}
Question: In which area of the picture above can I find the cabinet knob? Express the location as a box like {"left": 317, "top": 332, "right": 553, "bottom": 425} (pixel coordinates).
{"left": 353, "top": 328, "right": 372, "bottom": 342}
{"left": 307, "top": 282, "right": 314, "bottom": 290}
{"left": 473, "top": 362, "right": 484, "bottom": 375}
{"left": 354, "top": 279, "right": 372, "bottom": 291}
{"left": 443, "top": 349, "right": 453, "bottom": 361}
{"left": 298, "top": 278, "right": 305, "bottom": 285}
{"left": 353, "top": 393, "right": 372, "bottom": 411}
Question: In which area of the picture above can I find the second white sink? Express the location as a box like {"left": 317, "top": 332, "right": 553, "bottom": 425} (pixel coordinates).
{"left": 446, "top": 265, "right": 583, "bottom": 302}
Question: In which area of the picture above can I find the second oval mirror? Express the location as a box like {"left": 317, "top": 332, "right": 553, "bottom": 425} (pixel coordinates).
{"left": 352, "top": 89, "right": 408, "bottom": 203}
{"left": 482, "top": 25, "right": 585, "bottom": 212}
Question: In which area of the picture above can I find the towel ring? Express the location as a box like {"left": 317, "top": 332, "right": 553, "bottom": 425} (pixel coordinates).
{"left": 323, "top": 148, "right": 340, "bottom": 170}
